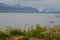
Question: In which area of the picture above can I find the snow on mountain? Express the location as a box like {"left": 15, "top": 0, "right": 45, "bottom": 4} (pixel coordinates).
{"left": 40, "top": 8, "right": 60, "bottom": 13}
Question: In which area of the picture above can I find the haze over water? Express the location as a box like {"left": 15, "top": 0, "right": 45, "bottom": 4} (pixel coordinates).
{"left": 0, "top": 13, "right": 60, "bottom": 28}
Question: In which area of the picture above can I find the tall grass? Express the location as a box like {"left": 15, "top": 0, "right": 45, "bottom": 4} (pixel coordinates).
{"left": 0, "top": 24, "right": 60, "bottom": 40}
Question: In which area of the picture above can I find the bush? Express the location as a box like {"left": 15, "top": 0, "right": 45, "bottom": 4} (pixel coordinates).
{"left": 0, "top": 31, "right": 8, "bottom": 40}
{"left": 0, "top": 24, "right": 60, "bottom": 40}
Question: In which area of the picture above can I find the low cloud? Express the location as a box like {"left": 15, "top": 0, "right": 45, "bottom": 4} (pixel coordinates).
{"left": 0, "top": 0, "right": 60, "bottom": 10}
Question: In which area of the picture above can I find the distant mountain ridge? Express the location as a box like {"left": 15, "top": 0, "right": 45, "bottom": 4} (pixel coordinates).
{"left": 40, "top": 8, "right": 60, "bottom": 13}
{"left": 0, "top": 3, "right": 39, "bottom": 13}
{"left": 0, "top": 3, "right": 60, "bottom": 13}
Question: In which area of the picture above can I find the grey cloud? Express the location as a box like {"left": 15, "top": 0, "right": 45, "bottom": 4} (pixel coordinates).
{"left": 0, "top": 0, "right": 60, "bottom": 10}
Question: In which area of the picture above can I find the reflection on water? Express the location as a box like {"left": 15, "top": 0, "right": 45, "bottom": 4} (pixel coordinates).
{"left": 0, "top": 13, "right": 60, "bottom": 28}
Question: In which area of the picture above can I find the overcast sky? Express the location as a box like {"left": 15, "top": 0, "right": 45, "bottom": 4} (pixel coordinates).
{"left": 0, "top": 0, "right": 60, "bottom": 10}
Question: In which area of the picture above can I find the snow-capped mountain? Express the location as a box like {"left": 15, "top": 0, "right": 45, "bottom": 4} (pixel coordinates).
{"left": 0, "top": 3, "right": 39, "bottom": 13}
{"left": 40, "top": 8, "right": 60, "bottom": 13}
{"left": 0, "top": 3, "right": 60, "bottom": 13}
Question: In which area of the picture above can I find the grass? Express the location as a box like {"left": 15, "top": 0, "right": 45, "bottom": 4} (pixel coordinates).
{"left": 0, "top": 24, "right": 60, "bottom": 40}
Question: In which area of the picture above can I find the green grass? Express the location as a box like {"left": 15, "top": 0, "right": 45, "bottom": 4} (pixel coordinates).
{"left": 0, "top": 24, "right": 60, "bottom": 40}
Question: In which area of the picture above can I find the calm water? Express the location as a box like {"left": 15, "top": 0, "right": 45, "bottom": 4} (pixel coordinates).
{"left": 0, "top": 13, "right": 60, "bottom": 28}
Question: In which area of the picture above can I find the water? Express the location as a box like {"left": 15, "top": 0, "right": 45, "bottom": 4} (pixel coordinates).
{"left": 0, "top": 13, "right": 60, "bottom": 28}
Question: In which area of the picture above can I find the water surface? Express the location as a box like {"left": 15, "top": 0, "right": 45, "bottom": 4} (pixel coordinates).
{"left": 0, "top": 13, "right": 60, "bottom": 28}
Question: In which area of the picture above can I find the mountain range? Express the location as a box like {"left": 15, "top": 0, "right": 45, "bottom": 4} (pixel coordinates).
{"left": 40, "top": 8, "right": 60, "bottom": 13}
{"left": 0, "top": 3, "right": 60, "bottom": 13}
{"left": 0, "top": 3, "right": 39, "bottom": 13}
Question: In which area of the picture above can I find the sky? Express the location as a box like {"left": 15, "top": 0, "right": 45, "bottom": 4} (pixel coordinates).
{"left": 0, "top": 0, "right": 60, "bottom": 10}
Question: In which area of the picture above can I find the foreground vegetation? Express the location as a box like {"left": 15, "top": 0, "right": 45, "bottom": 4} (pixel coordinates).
{"left": 0, "top": 24, "right": 60, "bottom": 40}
